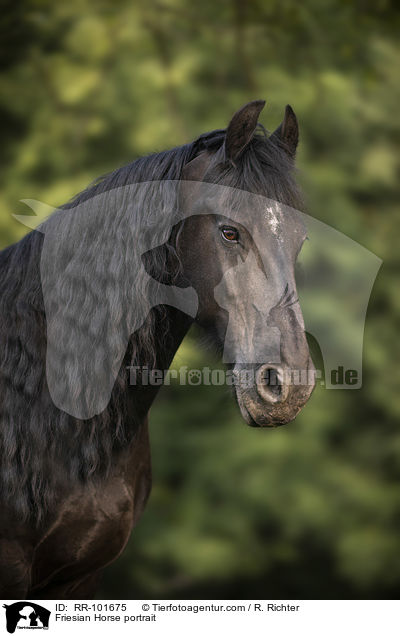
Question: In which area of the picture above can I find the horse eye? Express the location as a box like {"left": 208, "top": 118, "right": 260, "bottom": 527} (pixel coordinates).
{"left": 221, "top": 227, "right": 239, "bottom": 242}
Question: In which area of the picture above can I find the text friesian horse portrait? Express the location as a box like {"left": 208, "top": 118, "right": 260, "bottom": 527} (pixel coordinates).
{"left": 0, "top": 101, "right": 315, "bottom": 598}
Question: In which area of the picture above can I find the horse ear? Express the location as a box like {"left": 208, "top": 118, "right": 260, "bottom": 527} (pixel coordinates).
{"left": 224, "top": 100, "right": 266, "bottom": 163}
{"left": 270, "top": 104, "right": 299, "bottom": 157}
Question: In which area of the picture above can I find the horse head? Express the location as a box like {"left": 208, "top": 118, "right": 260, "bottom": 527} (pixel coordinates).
{"left": 172, "top": 101, "right": 315, "bottom": 426}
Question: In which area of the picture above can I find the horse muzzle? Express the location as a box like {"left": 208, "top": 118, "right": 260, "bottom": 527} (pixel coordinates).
{"left": 233, "top": 360, "right": 316, "bottom": 427}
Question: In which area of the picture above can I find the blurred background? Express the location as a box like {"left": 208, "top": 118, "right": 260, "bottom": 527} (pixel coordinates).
{"left": 1, "top": 0, "right": 399, "bottom": 599}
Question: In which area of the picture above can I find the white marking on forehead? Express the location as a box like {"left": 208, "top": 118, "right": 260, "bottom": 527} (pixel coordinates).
{"left": 264, "top": 205, "right": 282, "bottom": 240}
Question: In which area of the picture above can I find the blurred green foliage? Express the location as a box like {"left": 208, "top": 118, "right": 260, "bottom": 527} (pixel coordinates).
{"left": 1, "top": 0, "right": 399, "bottom": 599}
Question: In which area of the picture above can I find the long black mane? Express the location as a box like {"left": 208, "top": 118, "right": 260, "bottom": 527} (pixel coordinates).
{"left": 0, "top": 125, "right": 301, "bottom": 524}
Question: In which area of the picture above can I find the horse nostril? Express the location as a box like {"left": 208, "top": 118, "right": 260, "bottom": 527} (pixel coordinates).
{"left": 256, "top": 364, "right": 289, "bottom": 404}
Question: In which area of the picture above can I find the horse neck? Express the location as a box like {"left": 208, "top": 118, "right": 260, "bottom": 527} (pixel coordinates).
{"left": 126, "top": 306, "right": 193, "bottom": 419}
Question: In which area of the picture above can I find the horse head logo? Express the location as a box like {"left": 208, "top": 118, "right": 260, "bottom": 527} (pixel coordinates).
{"left": 14, "top": 177, "right": 381, "bottom": 421}
{"left": 3, "top": 602, "right": 50, "bottom": 633}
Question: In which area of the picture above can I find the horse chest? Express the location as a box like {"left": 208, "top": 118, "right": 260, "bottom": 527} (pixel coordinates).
{"left": 30, "top": 420, "right": 152, "bottom": 597}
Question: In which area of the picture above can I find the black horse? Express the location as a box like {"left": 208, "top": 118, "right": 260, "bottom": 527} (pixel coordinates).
{"left": 0, "top": 101, "right": 314, "bottom": 598}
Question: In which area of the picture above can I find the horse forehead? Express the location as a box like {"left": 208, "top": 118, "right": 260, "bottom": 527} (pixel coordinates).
{"left": 197, "top": 185, "right": 305, "bottom": 243}
{"left": 217, "top": 197, "right": 305, "bottom": 254}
